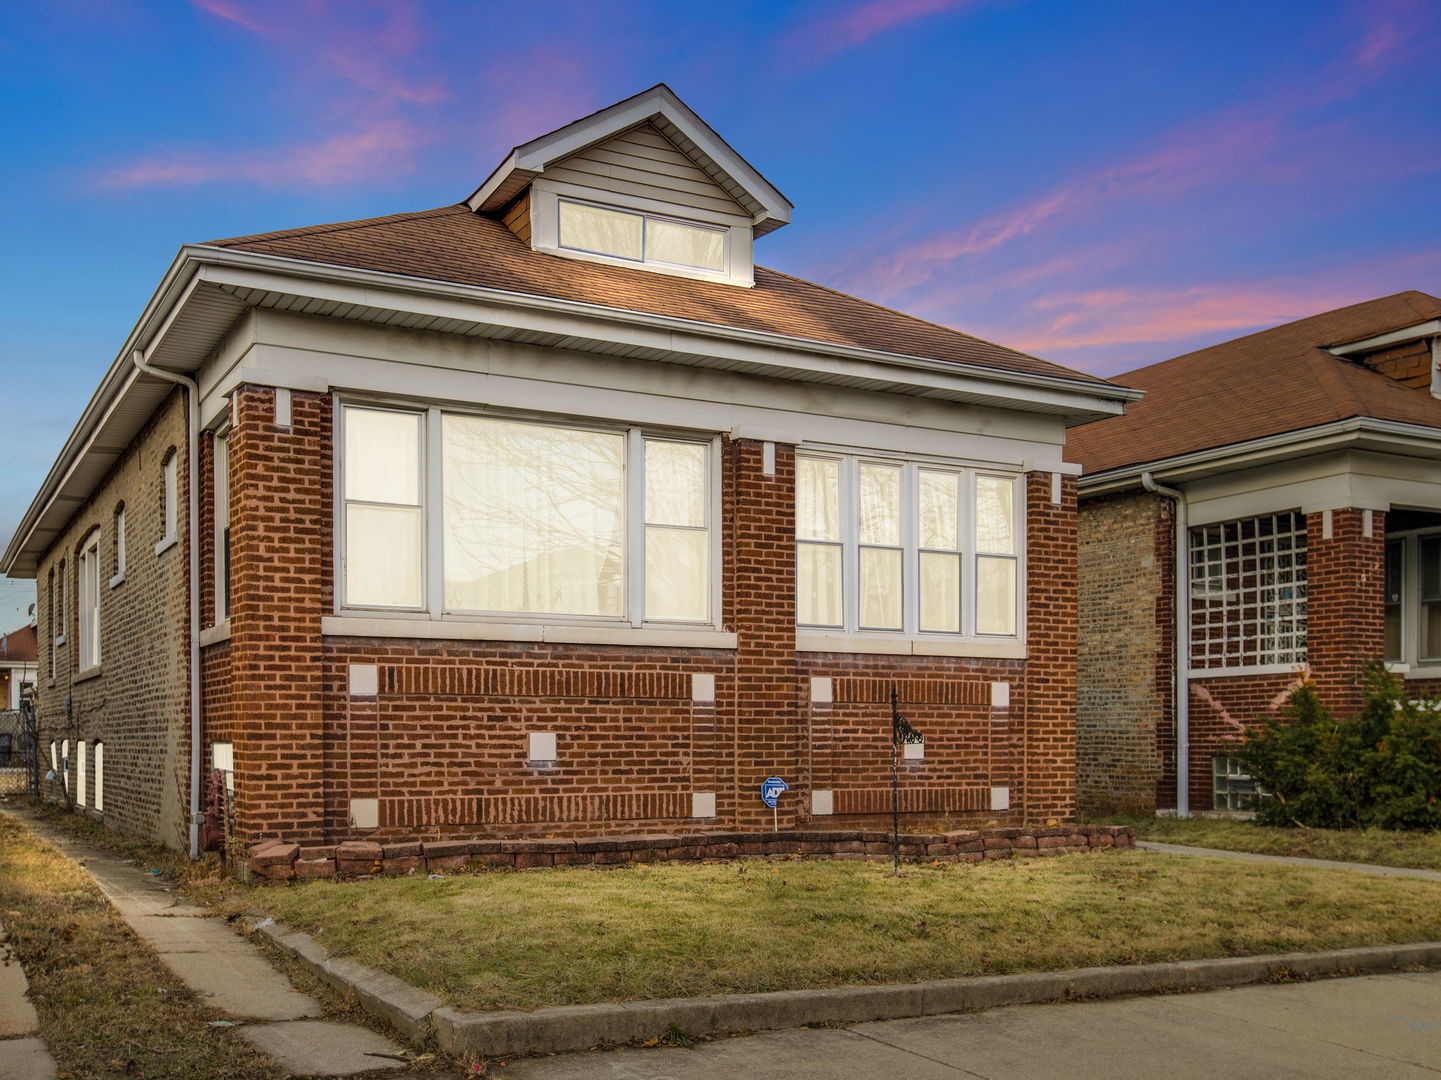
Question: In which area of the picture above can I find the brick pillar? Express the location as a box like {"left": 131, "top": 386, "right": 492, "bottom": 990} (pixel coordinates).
{"left": 723, "top": 439, "right": 800, "bottom": 829}
{"left": 1022, "top": 471, "right": 1078, "bottom": 821}
{"left": 228, "top": 386, "right": 332, "bottom": 843}
{"left": 1306, "top": 508, "right": 1385, "bottom": 711}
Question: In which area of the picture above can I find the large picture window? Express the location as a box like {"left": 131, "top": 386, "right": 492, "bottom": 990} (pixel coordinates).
{"left": 1190, "top": 511, "right": 1307, "bottom": 670}
{"left": 796, "top": 453, "right": 1020, "bottom": 637}
{"left": 558, "top": 199, "right": 726, "bottom": 272}
{"left": 1382, "top": 525, "right": 1441, "bottom": 667}
{"left": 341, "top": 405, "right": 714, "bottom": 624}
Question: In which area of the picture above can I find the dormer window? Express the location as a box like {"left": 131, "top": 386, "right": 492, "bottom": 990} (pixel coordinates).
{"left": 558, "top": 199, "right": 726, "bottom": 273}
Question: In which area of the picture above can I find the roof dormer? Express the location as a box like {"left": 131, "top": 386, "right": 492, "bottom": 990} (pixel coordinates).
{"left": 467, "top": 85, "right": 792, "bottom": 287}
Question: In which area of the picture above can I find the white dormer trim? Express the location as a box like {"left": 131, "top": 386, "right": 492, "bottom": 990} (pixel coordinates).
{"left": 467, "top": 84, "right": 793, "bottom": 237}
{"left": 1326, "top": 320, "right": 1441, "bottom": 357}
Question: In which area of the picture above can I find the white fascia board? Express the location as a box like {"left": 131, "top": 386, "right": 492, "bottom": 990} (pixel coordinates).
{"left": 466, "top": 84, "right": 792, "bottom": 230}
{"left": 1078, "top": 418, "right": 1441, "bottom": 497}
{"left": 195, "top": 247, "right": 1137, "bottom": 417}
{"left": 1327, "top": 320, "right": 1441, "bottom": 356}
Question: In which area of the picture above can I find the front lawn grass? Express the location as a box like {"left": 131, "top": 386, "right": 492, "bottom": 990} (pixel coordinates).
{"left": 1116, "top": 815, "right": 1441, "bottom": 871}
{"left": 224, "top": 853, "right": 1441, "bottom": 1012}
{"left": 0, "top": 810, "right": 283, "bottom": 1080}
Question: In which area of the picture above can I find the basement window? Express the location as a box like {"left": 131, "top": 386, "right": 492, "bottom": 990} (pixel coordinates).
{"left": 93, "top": 742, "right": 104, "bottom": 812}
{"left": 1212, "top": 755, "right": 1266, "bottom": 812}
{"left": 76, "top": 741, "right": 87, "bottom": 808}
{"left": 558, "top": 199, "right": 725, "bottom": 273}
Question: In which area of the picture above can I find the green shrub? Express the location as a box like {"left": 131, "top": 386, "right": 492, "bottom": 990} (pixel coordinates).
{"left": 1236, "top": 660, "right": 1441, "bottom": 830}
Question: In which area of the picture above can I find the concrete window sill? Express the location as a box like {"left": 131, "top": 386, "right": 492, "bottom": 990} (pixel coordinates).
{"left": 74, "top": 665, "right": 103, "bottom": 684}
{"left": 796, "top": 632, "right": 1027, "bottom": 659}
{"left": 322, "top": 615, "right": 738, "bottom": 650}
{"left": 108, "top": 573, "right": 125, "bottom": 590}
{"left": 154, "top": 535, "right": 178, "bottom": 557}
{"left": 199, "top": 622, "right": 232, "bottom": 648}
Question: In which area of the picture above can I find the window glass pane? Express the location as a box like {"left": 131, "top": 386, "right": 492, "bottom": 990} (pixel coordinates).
{"left": 346, "top": 504, "right": 422, "bottom": 607}
{"left": 859, "top": 546, "right": 902, "bottom": 630}
{"left": 919, "top": 470, "right": 959, "bottom": 550}
{"left": 345, "top": 408, "right": 420, "bottom": 505}
{"left": 443, "top": 416, "right": 624, "bottom": 616}
{"left": 559, "top": 201, "right": 643, "bottom": 260}
{"left": 1385, "top": 539, "right": 1403, "bottom": 662}
{"left": 919, "top": 551, "right": 961, "bottom": 632}
{"left": 1425, "top": 602, "right": 1441, "bottom": 661}
{"left": 1423, "top": 536, "right": 1441, "bottom": 600}
{"left": 646, "top": 527, "right": 708, "bottom": 620}
{"left": 797, "top": 543, "right": 842, "bottom": 626}
{"left": 976, "top": 475, "right": 1015, "bottom": 554}
{"left": 646, "top": 217, "right": 725, "bottom": 271}
{"left": 976, "top": 556, "right": 1017, "bottom": 635}
{"left": 859, "top": 464, "right": 902, "bottom": 546}
{"left": 645, "top": 441, "right": 706, "bottom": 528}
{"left": 796, "top": 458, "right": 841, "bottom": 542}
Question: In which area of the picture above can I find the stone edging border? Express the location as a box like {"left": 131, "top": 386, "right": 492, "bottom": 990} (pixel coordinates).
{"left": 248, "top": 919, "right": 1441, "bottom": 1060}
{"left": 246, "top": 824, "right": 1137, "bottom": 881}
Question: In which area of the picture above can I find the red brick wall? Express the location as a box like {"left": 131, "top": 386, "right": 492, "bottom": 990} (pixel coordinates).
{"left": 215, "top": 387, "right": 1081, "bottom": 844}
{"left": 1306, "top": 508, "right": 1385, "bottom": 710}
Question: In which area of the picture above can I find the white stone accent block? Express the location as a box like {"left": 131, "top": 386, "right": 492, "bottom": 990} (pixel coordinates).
{"left": 810, "top": 676, "right": 834, "bottom": 704}
{"left": 349, "top": 798, "right": 379, "bottom": 829}
{"left": 903, "top": 738, "right": 925, "bottom": 760}
{"left": 274, "top": 387, "right": 292, "bottom": 429}
{"left": 691, "top": 673, "right": 716, "bottom": 703}
{"left": 811, "top": 789, "right": 834, "bottom": 815}
{"left": 691, "top": 791, "right": 716, "bottom": 818}
{"left": 528, "top": 732, "right": 557, "bottom": 762}
{"left": 990, "top": 786, "right": 1011, "bottom": 811}
{"left": 991, "top": 681, "right": 1010, "bottom": 709}
{"left": 348, "top": 663, "right": 378, "bottom": 698}
{"left": 762, "top": 441, "right": 776, "bottom": 476}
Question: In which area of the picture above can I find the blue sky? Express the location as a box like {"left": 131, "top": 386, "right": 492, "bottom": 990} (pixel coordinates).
{"left": 1, "top": 0, "right": 1438, "bottom": 631}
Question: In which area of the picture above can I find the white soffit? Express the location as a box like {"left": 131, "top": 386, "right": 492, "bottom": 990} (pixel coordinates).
{"left": 466, "top": 84, "right": 794, "bottom": 236}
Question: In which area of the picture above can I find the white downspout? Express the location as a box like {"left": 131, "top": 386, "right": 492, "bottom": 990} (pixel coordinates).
{"left": 1142, "top": 472, "right": 1190, "bottom": 817}
{"left": 132, "top": 351, "right": 203, "bottom": 857}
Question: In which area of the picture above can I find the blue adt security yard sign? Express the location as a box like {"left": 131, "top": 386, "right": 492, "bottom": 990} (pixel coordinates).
{"left": 761, "top": 776, "right": 788, "bottom": 807}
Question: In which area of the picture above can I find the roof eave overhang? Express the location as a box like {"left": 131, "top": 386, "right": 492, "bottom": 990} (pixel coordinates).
{"left": 1326, "top": 320, "right": 1441, "bottom": 357}
{"left": 1077, "top": 417, "right": 1441, "bottom": 497}
{"left": 3, "top": 244, "right": 1136, "bottom": 577}
{"left": 465, "top": 84, "right": 794, "bottom": 235}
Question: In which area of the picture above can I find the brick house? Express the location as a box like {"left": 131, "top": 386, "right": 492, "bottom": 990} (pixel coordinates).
{"left": 1070, "top": 291, "right": 1441, "bottom": 816}
{"left": 2, "top": 87, "right": 1135, "bottom": 854}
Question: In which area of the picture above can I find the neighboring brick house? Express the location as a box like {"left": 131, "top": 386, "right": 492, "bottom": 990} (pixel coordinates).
{"left": 2, "top": 86, "right": 1135, "bottom": 855}
{"left": 1070, "top": 291, "right": 1441, "bottom": 816}
{"left": 0, "top": 624, "right": 38, "bottom": 710}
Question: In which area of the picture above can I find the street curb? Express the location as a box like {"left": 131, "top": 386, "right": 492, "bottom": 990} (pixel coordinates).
{"left": 251, "top": 921, "right": 1441, "bottom": 1059}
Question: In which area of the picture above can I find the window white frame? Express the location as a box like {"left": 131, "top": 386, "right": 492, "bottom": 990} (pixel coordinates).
{"left": 76, "top": 740, "right": 87, "bottom": 808}
{"left": 795, "top": 450, "right": 1024, "bottom": 640}
{"left": 77, "top": 530, "right": 101, "bottom": 672}
{"left": 110, "top": 505, "right": 126, "bottom": 587}
{"left": 1383, "top": 525, "right": 1441, "bottom": 673}
{"left": 214, "top": 431, "right": 231, "bottom": 624}
{"left": 156, "top": 450, "right": 178, "bottom": 554}
{"left": 335, "top": 401, "right": 723, "bottom": 629}
{"left": 556, "top": 197, "right": 728, "bottom": 274}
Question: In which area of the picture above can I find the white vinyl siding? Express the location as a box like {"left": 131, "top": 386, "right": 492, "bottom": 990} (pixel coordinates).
{"left": 796, "top": 453, "right": 1022, "bottom": 639}
{"left": 340, "top": 404, "right": 716, "bottom": 627}
{"left": 548, "top": 123, "right": 748, "bottom": 220}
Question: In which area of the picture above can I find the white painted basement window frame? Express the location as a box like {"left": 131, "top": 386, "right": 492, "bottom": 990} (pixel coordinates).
{"left": 794, "top": 450, "right": 1025, "bottom": 642}
{"left": 93, "top": 741, "right": 104, "bottom": 812}
{"left": 1188, "top": 510, "right": 1307, "bottom": 676}
{"left": 77, "top": 530, "right": 101, "bottom": 673}
{"left": 335, "top": 401, "right": 722, "bottom": 631}
{"left": 76, "top": 740, "right": 87, "bottom": 808}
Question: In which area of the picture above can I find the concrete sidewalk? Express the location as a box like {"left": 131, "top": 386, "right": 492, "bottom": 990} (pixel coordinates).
{"left": 1137, "top": 840, "right": 1441, "bottom": 881}
{"left": 503, "top": 970, "right": 1441, "bottom": 1079}
{"left": 0, "top": 916, "right": 57, "bottom": 1080}
{"left": 0, "top": 805, "right": 414, "bottom": 1077}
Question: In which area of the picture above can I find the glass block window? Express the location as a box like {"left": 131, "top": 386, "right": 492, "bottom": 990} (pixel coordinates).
{"left": 1190, "top": 511, "right": 1307, "bottom": 669}
{"left": 1213, "top": 755, "right": 1266, "bottom": 812}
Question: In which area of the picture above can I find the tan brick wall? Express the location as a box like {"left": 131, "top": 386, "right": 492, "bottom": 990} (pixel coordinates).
{"left": 1076, "top": 490, "right": 1169, "bottom": 814}
{"left": 217, "top": 386, "right": 1082, "bottom": 844}
{"left": 34, "top": 388, "right": 190, "bottom": 848}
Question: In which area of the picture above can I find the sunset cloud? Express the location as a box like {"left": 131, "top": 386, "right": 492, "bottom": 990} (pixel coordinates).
{"left": 786, "top": 0, "right": 994, "bottom": 61}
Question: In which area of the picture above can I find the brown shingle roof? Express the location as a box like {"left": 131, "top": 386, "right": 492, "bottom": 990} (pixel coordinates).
{"left": 1067, "top": 291, "right": 1441, "bottom": 476}
{"left": 204, "top": 205, "right": 1111, "bottom": 387}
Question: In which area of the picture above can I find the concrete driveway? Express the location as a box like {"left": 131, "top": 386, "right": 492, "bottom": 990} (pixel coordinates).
{"left": 502, "top": 970, "right": 1441, "bottom": 1079}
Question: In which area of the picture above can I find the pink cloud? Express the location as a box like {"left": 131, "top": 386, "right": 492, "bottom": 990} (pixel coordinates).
{"left": 787, "top": 0, "right": 992, "bottom": 61}
{"left": 97, "top": 118, "right": 430, "bottom": 188}
{"left": 193, "top": 0, "right": 268, "bottom": 34}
